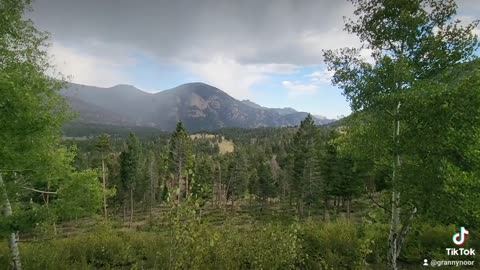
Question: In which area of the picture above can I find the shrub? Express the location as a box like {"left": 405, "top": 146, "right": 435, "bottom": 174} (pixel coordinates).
{"left": 1, "top": 220, "right": 471, "bottom": 269}
{"left": 357, "top": 223, "right": 389, "bottom": 265}
{"left": 300, "top": 219, "right": 363, "bottom": 269}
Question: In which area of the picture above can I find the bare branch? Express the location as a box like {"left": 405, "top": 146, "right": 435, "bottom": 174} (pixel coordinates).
{"left": 17, "top": 236, "right": 63, "bottom": 243}
{"left": 365, "top": 187, "right": 392, "bottom": 214}
{"left": 0, "top": 169, "right": 35, "bottom": 173}
{"left": 21, "top": 187, "right": 57, "bottom": 195}
{"left": 385, "top": 109, "right": 394, "bottom": 116}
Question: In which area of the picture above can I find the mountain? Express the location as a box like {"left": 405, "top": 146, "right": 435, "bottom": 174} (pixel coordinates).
{"left": 241, "top": 100, "right": 298, "bottom": 115}
{"left": 241, "top": 99, "right": 263, "bottom": 109}
{"left": 61, "top": 82, "right": 334, "bottom": 131}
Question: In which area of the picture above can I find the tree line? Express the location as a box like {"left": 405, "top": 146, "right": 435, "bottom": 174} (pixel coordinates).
{"left": 69, "top": 118, "right": 366, "bottom": 224}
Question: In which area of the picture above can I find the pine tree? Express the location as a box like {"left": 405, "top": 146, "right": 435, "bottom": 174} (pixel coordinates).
{"left": 95, "top": 134, "right": 111, "bottom": 219}
{"left": 226, "top": 150, "right": 249, "bottom": 205}
{"left": 320, "top": 138, "right": 339, "bottom": 220}
{"left": 120, "top": 133, "right": 141, "bottom": 225}
{"left": 168, "top": 122, "right": 193, "bottom": 202}
{"left": 292, "top": 114, "right": 319, "bottom": 217}
{"left": 192, "top": 156, "right": 214, "bottom": 205}
{"left": 257, "top": 161, "right": 275, "bottom": 202}
{"left": 248, "top": 168, "right": 259, "bottom": 204}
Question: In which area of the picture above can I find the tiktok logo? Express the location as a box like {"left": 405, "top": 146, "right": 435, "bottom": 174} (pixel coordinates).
{"left": 452, "top": 227, "right": 469, "bottom": 246}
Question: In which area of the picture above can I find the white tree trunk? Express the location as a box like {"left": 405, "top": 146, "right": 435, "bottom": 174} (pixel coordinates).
{"left": 388, "top": 101, "right": 402, "bottom": 270}
{"left": 347, "top": 199, "right": 351, "bottom": 220}
{"left": 149, "top": 158, "right": 154, "bottom": 219}
{"left": 0, "top": 173, "right": 22, "bottom": 270}
{"left": 102, "top": 156, "right": 108, "bottom": 220}
{"left": 177, "top": 159, "right": 183, "bottom": 203}
{"left": 130, "top": 187, "right": 134, "bottom": 227}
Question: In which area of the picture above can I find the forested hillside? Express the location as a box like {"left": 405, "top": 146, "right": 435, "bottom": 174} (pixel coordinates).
{"left": 1, "top": 0, "right": 479, "bottom": 269}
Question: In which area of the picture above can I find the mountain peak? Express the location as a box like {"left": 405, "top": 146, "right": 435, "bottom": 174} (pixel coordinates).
{"left": 61, "top": 82, "right": 334, "bottom": 131}
{"left": 180, "top": 82, "right": 210, "bottom": 87}
{"left": 112, "top": 83, "right": 135, "bottom": 88}
{"left": 164, "top": 82, "right": 228, "bottom": 99}
{"left": 109, "top": 84, "right": 144, "bottom": 91}
{"left": 241, "top": 99, "right": 263, "bottom": 109}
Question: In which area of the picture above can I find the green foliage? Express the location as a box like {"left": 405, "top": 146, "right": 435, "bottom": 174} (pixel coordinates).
{"left": 324, "top": 0, "right": 480, "bottom": 214}
{"left": 397, "top": 60, "right": 480, "bottom": 225}
{"left": 256, "top": 161, "right": 276, "bottom": 201}
{"left": 290, "top": 114, "right": 322, "bottom": 215}
{"left": 159, "top": 196, "right": 303, "bottom": 270}
{"left": 1, "top": 219, "right": 471, "bottom": 269}
{"left": 213, "top": 223, "right": 301, "bottom": 270}
{"left": 0, "top": 0, "right": 71, "bottom": 172}
{"left": 301, "top": 220, "right": 363, "bottom": 269}
{"left": 357, "top": 223, "right": 390, "bottom": 264}
{"left": 95, "top": 134, "right": 111, "bottom": 156}
{"left": 0, "top": 5, "right": 109, "bottom": 268}
{"left": 55, "top": 169, "right": 104, "bottom": 220}
{"left": 191, "top": 156, "right": 214, "bottom": 204}
{"left": 168, "top": 122, "right": 194, "bottom": 201}
{"left": 226, "top": 150, "right": 249, "bottom": 202}
{"left": 120, "top": 133, "right": 141, "bottom": 192}
{"left": 324, "top": 1, "right": 480, "bottom": 266}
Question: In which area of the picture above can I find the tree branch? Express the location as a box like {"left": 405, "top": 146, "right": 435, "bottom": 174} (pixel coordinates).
{"left": 21, "top": 187, "right": 57, "bottom": 195}
{"left": 365, "top": 187, "right": 392, "bottom": 214}
{"left": 0, "top": 169, "right": 35, "bottom": 172}
{"left": 17, "top": 236, "right": 63, "bottom": 243}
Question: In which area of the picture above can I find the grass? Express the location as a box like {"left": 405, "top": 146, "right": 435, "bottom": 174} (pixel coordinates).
{"left": 190, "top": 133, "right": 235, "bottom": 154}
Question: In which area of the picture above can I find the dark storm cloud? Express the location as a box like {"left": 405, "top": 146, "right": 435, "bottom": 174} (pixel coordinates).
{"left": 30, "top": 0, "right": 479, "bottom": 66}
{"left": 30, "top": 0, "right": 355, "bottom": 65}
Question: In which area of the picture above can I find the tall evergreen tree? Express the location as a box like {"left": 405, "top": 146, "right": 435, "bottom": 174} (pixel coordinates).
{"left": 192, "top": 155, "right": 214, "bottom": 205}
{"left": 95, "top": 134, "right": 111, "bottom": 219}
{"left": 320, "top": 139, "right": 340, "bottom": 219}
{"left": 120, "top": 133, "right": 141, "bottom": 225}
{"left": 168, "top": 122, "right": 193, "bottom": 202}
{"left": 257, "top": 161, "right": 275, "bottom": 202}
{"left": 292, "top": 114, "right": 319, "bottom": 217}
{"left": 226, "top": 150, "right": 249, "bottom": 205}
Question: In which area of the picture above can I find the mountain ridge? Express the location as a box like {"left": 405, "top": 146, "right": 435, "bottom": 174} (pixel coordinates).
{"left": 61, "top": 82, "right": 335, "bottom": 131}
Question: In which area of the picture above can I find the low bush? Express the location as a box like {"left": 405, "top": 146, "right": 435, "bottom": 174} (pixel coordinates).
{"left": 0, "top": 221, "right": 467, "bottom": 269}
{"left": 300, "top": 219, "right": 364, "bottom": 269}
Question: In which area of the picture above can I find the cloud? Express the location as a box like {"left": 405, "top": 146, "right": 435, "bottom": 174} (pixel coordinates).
{"left": 28, "top": 0, "right": 357, "bottom": 98}
{"left": 282, "top": 67, "right": 334, "bottom": 97}
{"left": 48, "top": 42, "right": 136, "bottom": 87}
{"left": 456, "top": 0, "right": 480, "bottom": 18}
{"left": 29, "top": 0, "right": 477, "bottom": 99}
{"left": 184, "top": 56, "right": 298, "bottom": 99}
{"left": 29, "top": 0, "right": 353, "bottom": 66}
{"left": 282, "top": 80, "right": 318, "bottom": 97}
{"left": 184, "top": 56, "right": 263, "bottom": 99}
{"left": 307, "top": 69, "right": 335, "bottom": 84}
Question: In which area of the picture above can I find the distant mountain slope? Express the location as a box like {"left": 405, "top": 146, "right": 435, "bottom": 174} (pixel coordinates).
{"left": 241, "top": 100, "right": 299, "bottom": 115}
{"left": 61, "top": 82, "right": 334, "bottom": 131}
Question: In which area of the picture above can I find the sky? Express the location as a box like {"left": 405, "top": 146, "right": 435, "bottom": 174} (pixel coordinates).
{"left": 29, "top": 0, "right": 480, "bottom": 119}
